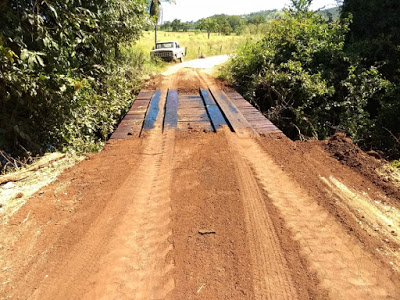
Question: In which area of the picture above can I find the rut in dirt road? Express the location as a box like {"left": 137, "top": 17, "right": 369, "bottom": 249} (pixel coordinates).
{"left": 19, "top": 130, "right": 176, "bottom": 300}
{"left": 232, "top": 145, "right": 300, "bottom": 300}
{"left": 226, "top": 132, "right": 400, "bottom": 300}
{"left": 81, "top": 131, "right": 176, "bottom": 299}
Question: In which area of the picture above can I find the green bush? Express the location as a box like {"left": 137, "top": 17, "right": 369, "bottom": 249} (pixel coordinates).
{"left": 224, "top": 1, "right": 398, "bottom": 156}
{"left": 0, "top": 0, "right": 149, "bottom": 167}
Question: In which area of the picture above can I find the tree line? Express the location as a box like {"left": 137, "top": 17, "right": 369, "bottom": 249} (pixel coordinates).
{"left": 160, "top": 10, "right": 279, "bottom": 37}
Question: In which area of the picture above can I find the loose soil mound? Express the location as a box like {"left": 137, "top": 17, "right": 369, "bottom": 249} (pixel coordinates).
{"left": 325, "top": 133, "right": 400, "bottom": 200}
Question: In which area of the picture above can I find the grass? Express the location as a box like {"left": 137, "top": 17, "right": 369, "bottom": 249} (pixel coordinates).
{"left": 129, "top": 30, "right": 253, "bottom": 61}
{"left": 376, "top": 162, "right": 400, "bottom": 188}
{"left": 392, "top": 159, "right": 400, "bottom": 169}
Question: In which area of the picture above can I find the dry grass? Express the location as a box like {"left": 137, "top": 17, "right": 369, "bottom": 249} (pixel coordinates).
{"left": 131, "top": 31, "right": 254, "bottom": 61}
{"left": 376, "top": 163, "right": 400, "bottom": 188}
{"left": 0, "top": 152, "right": 84, "bottom": 224}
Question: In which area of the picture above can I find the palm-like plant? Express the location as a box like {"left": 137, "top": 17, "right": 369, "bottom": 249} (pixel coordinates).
{"left": 150, "top": 0, "right": 162, "bottom": 48}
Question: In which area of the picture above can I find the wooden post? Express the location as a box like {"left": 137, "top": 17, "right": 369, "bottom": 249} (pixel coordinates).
{"left": 220, "top": 45, "right": 222, "bottom": 53}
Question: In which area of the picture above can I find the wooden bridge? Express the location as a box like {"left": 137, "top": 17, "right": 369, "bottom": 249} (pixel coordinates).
{"left": 110, "top": 88, "right": 282, "bottom": 139}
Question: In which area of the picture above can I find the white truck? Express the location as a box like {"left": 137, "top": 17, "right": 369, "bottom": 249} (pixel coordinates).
{"left": 150, "top": 41, "right": 185, "bottom": 63}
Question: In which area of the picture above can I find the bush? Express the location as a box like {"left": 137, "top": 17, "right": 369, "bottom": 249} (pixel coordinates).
{"left": 224, "top": 2, "right": 398, "bottom": 157}
{"left": 0, "top": 0, "right": 149, "bottom": 167}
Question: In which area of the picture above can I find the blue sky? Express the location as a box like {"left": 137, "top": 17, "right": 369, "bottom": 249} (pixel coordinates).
{"left": 162, "top": 0, "right": 339, "bottom": 22}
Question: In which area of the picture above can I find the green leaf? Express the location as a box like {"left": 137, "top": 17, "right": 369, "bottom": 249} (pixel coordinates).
{"left": 36, "top": 56, "right": 45, "bottom": 67}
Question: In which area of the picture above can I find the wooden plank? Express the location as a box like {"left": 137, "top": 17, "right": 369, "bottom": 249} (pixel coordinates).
{"left": 178, "top": 119, "right": 210, "bottom": 123}
{"left": 178, "top": 111, "right": 210, "bottom": 118}
{"left": 131, "top": 100, "right": 150, "bottom": 108}
{"left": 179, "top": 98, "right": 204, "bottom": 104}
{"left": 178, "top": 107, "right": 207, "bottom": 114}
{"left": 177, "top": 122, "right": 214, "bottom": 131}
{"left": 226, "top": 90, "right": 285, "bottom": 135}
{"left": 178, "top": 118, "right": 210, "bottom": 123}
{"left": 209, "top": 88, "right": 257, "bottom": 136}
{"left": 164, "top": 89, "right": 179, "bottom": 130}
{"left": 123, "top": 114, "right": 146, "bottom": 120}
{"left": 178, "top": 108, "right": 211, "bottom": 121}
{"left": 200, "top": 89, "right": 227, "bottom": 131}
{"left": 127, "top": 110, "right": 147, "bottom": 115}
{"left": 137, "top": 90, "right": 154, "bottom": 99}
{"left": 178, "top": 103, "right": 205, "bottom": 109}
{"left": 110, "top": 91, "right": 153, "bottom": 140}
{"left": 142, "top": 89, "right": 162, "bottom": 130}
{"left": 178, "top": 95, "right": 202, "bottom": 99}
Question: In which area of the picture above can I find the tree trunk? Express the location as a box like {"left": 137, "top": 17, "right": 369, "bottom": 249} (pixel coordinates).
{"left": 208, "top": 31, "right": 210, "bottom": 39}
{"left": 155, "top": 25, "right": 158, "bottom": 48}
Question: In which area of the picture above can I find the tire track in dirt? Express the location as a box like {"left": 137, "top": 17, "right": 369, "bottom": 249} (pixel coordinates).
{"left": 81, "top": 130, "right": 176, "bottom": 299}
{"left": 167, "top": 132, "right": 255, "bottom": 299}
{"left": 27, "top": 130, "right": 175, "bottom": 299}
{"left": 232, "top": 144, "right": 300, "bottom": 300}
{"left": 227, "top": 132, "right": 400, "bottom": 299}
{"left": 0, "top": 139, "right": 144, "bottom": 299}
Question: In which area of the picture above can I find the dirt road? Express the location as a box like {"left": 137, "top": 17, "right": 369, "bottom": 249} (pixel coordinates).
{"left": 0, "top": 61, "right": 399, "bottom": 299}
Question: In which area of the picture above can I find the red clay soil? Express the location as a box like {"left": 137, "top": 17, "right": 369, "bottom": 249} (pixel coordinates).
{"left": 0, "top": 68, "right": 399, "bottom": 299}
{"left": 324, "top": 132, "right": 400, "bottom": 200}
{"left": 168, "top": 132, "right": 322, "bottom": 299}
{"left": 257, "top": 133, "right": 400, "bottom": 268}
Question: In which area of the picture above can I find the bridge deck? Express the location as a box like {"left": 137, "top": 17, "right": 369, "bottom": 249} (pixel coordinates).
{"left": 110, "top": 88, "right": 283, "bottom": 139}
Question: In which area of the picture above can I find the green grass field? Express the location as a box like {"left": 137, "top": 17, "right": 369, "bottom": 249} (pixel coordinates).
{"left": 130, "top": 31, "right": 252, "bottom": 61}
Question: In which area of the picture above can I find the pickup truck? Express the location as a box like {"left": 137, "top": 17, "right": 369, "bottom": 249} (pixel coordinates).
{"left": 150, "top": 41, "right": 185, "bottom": 62}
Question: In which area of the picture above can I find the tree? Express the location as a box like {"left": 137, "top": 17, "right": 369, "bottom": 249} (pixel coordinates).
{"left": 171, "top": 19, "right": 182, "bottom": 31}
{"left": 289, "top": 0, "right": 313, "bottom": 12}
{"left": 341, "top": 0, "right": 400, "bottom": 156}
{"left": 228, "top": 16, "right": 245, "bottom": 35}
{"left": 198, "top": 18, "right": 218, "bottom": 39}
{"left": 161, "top": 21, "right": 172, "bottom": 31}
{"left": 149, "top": 0, "right": 176, "bottom": 46}
{"left": 341, "top": 0, "right": 400, "bottom": 78}
{"left": 248, "top": 16, "right": 266, "bottom": 25}
{"left": 182, "top": 23, "right": 190, "bottom": 32}
{"left": 221, "top": 21, "right": 233, "bottom": 35}
{"left": 150, "top": 0, "right": 161, "bottom": 47}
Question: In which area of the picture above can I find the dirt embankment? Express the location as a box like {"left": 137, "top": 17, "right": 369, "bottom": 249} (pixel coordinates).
{"left": 325, "top": 132, "right": 400, "bottom": 200}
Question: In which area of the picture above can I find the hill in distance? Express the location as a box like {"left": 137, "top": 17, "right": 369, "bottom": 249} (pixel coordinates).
{"left": 240, "top": 6, "right": 340, "bottom": 21}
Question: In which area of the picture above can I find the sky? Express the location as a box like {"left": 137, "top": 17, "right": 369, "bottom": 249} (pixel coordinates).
{"left": 162, "top": 0, "right": 339, "bottom": 22}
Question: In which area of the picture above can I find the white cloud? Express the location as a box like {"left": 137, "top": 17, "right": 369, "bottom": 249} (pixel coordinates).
{"left": 162, "top": 0, "right": 338, "bottom": 22}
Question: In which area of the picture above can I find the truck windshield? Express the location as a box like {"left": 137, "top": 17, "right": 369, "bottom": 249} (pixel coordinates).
{"left": 156, "top": 42, "right": 174, "bottom": 49}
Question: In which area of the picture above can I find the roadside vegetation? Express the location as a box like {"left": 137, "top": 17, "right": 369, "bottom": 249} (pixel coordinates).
{"left": 0, "top": 0, "right": 158, "bottom": 173}
{"left": 223, "top": 0, "right": 400, "bottom": 161}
